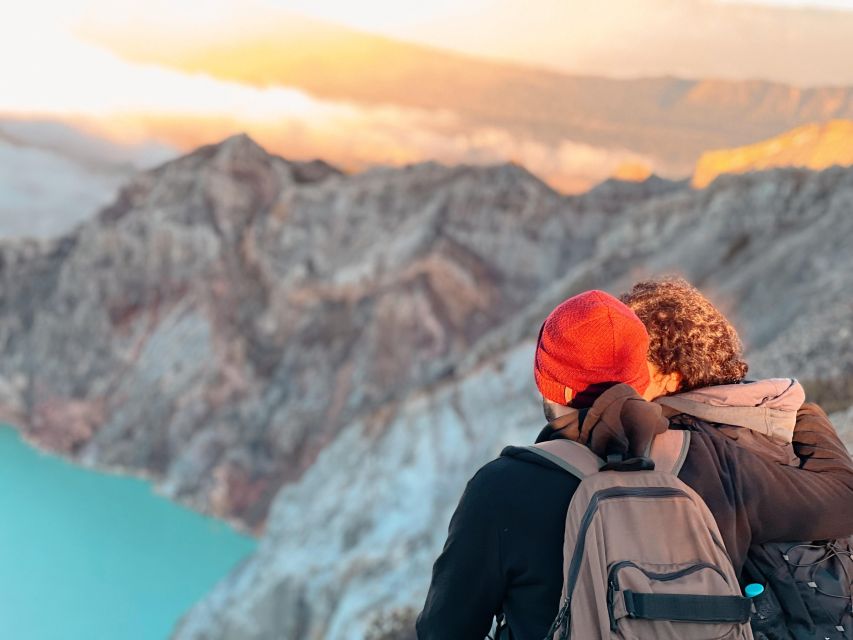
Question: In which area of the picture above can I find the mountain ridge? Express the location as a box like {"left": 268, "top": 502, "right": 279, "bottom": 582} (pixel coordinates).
{"left": 0, "top": 134, "right": 582, "bottom": 529}
{"left": 2, "top": 136, "right": 852, "bottom": 638}
{"left": 693, "top": 119, "right": 853, "bottom": 187}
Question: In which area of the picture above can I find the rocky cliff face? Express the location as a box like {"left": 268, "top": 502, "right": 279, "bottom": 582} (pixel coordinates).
{"left": 0, "top": 134, "right": 605, "bottom": 529}
{"left": 1, "top": 136, "right": 851, "bottom": 638}
{"left": 175, "top": 156, "right": 853, "bottom": 640}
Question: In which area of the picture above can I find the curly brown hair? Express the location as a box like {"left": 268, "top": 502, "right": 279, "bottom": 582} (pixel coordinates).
{"left": 620, "top": 277, "right": 748, "bottom": 392}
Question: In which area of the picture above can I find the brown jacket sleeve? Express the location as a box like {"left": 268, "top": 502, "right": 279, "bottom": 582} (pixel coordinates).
{"left": 791, "top": 402, "right": 853, "bottom": 473}
{"left": 744, "top": 402, "right": 853, "bottom": 544}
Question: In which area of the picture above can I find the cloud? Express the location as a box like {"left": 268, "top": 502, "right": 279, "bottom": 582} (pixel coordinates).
{"left": 1, "top": 12, "right": 648, "bottom": 193}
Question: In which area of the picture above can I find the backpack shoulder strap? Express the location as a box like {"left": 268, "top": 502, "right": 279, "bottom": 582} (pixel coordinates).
{"left": 523, "top": 430, "right": 689, "bottom": 480}
{"left": 648, "top": 429, "right": 691, "bottom": 476}
{"left": 524, "top": 440, "right": 605, "bottom": 480}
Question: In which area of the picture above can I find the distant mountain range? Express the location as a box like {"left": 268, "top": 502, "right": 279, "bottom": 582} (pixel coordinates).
{"left": 3, "top": 111, "right": 853, "bottom": 241}
{"left": 1, "top": 135, "right": 851, "bottom": 638}
{"left": 71, "top": 10, "right": 853, "bottom": 190}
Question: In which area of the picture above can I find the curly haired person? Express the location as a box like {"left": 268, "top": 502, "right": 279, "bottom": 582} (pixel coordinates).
{"left": 622, "top": 276, "right": 853, "bottom": 639}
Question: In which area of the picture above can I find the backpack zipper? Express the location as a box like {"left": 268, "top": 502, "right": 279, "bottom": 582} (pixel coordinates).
{"left": 609, "top": 560, "right": 727, "bottom": 590}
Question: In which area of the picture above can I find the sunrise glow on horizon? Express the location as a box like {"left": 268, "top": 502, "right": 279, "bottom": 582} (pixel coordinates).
{"left": 3, "top": 0, "right": 853, "bottom": 194}
{"left": 6, "top": 0, "right": 853, "bottom": 121}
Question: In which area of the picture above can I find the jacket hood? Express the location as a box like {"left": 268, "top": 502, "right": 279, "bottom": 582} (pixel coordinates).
{"left": 654, "top": 378, "right": 804, "bottom": 444}
{"left": 504, "top": 383, "right": 669, "bottom": 469}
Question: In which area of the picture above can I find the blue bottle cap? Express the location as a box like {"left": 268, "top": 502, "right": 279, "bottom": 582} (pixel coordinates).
{"left": 745, "top": 583, "right": 764, "bottom": 598}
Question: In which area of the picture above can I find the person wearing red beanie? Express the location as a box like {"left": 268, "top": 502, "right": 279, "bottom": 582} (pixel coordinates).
{"left": 534, "top": 289, "right": 650, "bottom": 410}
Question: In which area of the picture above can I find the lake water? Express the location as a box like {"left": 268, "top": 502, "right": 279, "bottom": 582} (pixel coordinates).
{"left": 0, "top": 425, "right": 256, "bottom": 640}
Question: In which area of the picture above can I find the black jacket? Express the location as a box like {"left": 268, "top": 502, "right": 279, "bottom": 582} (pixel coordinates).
{"left": 416, "top": 389, "right": 853, "bottom": 640}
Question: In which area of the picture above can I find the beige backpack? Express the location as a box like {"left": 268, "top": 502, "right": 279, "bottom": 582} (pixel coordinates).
{"left": 527, "top": 430, "right": 754, "bottom": 640}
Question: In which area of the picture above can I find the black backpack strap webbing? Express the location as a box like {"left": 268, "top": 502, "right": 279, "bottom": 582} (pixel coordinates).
{"left": 620, "top": 591, "right": 752, "bottom": 624}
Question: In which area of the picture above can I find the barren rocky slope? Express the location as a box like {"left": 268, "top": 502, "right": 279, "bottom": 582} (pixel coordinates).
{"left": 0, "top": 134, "right": 603, "bottom": 528}
{"left": 176, "top": 156, "right": 853, "bottom": 640}
{"left": 1, "top": 136, "right": 851, "bottom": 638}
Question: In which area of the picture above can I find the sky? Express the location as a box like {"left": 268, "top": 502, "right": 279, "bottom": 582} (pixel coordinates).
{"left": 5, "top": 0, "right": 850, "bottom": 89}
{"left": 271, "top": 0, "right": 853, "bottom": 32}
{"left": 734, "top": 0, "right": 853, "bottom": 5}
{"left": 6, "top": 0, "right": 853, "bottom": 67}
{"left": 2, "top": 0, "right": 852, "bottom": 193}
{"left": 1, "top": 0, "right": 655, "bottom": 192}
{"left": 274, "top": 0, "right": 853, "bottom": 84}
{"left": 4, "top": 0, "right": 853, "bottom": 120}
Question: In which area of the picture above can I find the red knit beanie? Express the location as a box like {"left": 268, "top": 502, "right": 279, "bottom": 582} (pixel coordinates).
{"left": 534, "top": 290, "right": 650, "bottom": 408}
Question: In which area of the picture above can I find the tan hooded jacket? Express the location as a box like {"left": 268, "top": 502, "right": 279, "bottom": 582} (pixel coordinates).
{"left": 656, "top": 378, "right": 805, "bottom": 466}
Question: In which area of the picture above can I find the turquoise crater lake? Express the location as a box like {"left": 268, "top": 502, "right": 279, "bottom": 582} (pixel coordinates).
{"left": 0, "top": 425, "right": 256, "bottom": 640}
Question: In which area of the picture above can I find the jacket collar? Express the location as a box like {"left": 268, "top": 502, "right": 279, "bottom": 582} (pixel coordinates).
{"left": 534, "top": 408, "right": 586, "bottom": 444}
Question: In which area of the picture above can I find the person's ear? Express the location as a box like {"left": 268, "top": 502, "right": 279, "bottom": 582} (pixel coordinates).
{"left": 663, "top": 371, "right": 682, "bottom": 394}
{"left": 643, "top": 362, "right": 682, "bottom": 399}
